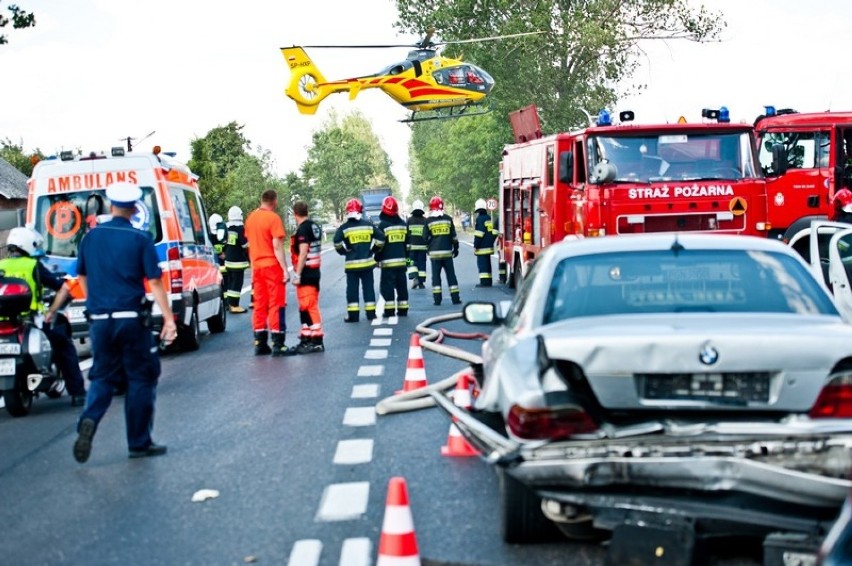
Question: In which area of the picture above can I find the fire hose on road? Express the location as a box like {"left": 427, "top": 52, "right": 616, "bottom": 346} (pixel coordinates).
{"left": 374, "top": 312, "right": 485, "bottom": 416}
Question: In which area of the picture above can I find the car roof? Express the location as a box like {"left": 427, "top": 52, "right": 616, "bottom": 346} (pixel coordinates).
{"left": 542, "top": 234, "right": 792, "bottom": 263}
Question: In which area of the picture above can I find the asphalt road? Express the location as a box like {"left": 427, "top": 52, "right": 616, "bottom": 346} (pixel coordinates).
{"left": 0, "top": 237, "right": 763, "bottom": 565}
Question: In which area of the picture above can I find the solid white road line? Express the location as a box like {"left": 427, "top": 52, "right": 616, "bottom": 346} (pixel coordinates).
{"left": 343, "top": 407, "right": 376, "bottom": 427}
{"left": 357, "top": 365, "right": 384, "bottom": 377}
{"left": 315, "top": 482, "right": 370, "bottom": 521}
{"left": 333, "top": 439, "right": 374, "bottom": 465}
{"left": 287, "top": 539, "right": 322, "bottom": 566}
{"left": 364, "top": 350, "right": 388, "bottom": 360}
{"left": 369, "top": 338, "right": 392, "bottom": 348}
{"left": 351, "top": 384, "right": 379, "bottom": 399}
{"left": 339, "top": 537, "right": 371, "bottom": 566}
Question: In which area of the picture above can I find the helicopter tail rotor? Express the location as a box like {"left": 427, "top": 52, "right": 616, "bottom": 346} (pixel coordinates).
{"left": 281, "top": 47, "right": 331, "bottom": 114}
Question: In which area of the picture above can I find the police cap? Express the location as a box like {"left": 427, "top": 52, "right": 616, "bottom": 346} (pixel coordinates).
{"left": 106, "top": 182, "right": 142, "bottom": 209}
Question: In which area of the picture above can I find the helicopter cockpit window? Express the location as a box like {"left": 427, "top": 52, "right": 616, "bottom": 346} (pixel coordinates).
{"left": 379, "top": 60, "right": 413, "bottom": 76}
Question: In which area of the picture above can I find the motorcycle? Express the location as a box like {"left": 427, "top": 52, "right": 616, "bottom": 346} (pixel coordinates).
{"left": 0, "top": 274, "right": 68, "bottom": 417}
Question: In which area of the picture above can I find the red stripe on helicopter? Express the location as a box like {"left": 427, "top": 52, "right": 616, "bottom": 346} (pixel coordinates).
{"left": 402, "top": 79, "right": 431, "bottom": 88}
{"left": 384, "top": 77, "right": 404, "bottom": 84}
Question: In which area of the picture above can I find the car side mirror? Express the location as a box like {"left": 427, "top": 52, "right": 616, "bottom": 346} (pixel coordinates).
{"left": 463, "top": 302, "right": 501, "bottom": 325}
{"left": 558, "top": 151, "right": 573, "bottom": 184}
{"left": 771, "top": 144, "right": 788, "bottom": 176}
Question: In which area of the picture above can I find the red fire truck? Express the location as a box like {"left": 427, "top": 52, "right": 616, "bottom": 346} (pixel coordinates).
{"left": 754, "top": 106, "right": 852, "bottom": 242}
{"left": 499, "top": 108, "right": 770, "bottom": 287}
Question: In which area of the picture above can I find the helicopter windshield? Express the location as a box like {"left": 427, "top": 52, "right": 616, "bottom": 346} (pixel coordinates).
{"left": 588, "top": 131, "right": 759, "bottom": 183}
{"left": 433, "top": 65, "right": 494, "bottom": 91}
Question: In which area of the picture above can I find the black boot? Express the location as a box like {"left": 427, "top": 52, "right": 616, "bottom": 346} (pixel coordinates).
{"left": 254, "top": 331, "right": 271, "bottom": 356}
{"left": 271, "top": 332, "right": 296, "bottom": 357}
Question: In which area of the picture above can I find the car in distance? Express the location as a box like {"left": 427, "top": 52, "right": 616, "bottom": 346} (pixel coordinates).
{"left": 439, "top": 233, "right": 852, "bottom": 556}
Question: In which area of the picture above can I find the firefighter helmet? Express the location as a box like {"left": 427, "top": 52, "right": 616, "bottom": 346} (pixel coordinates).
{"left": 6, "top": 226, "right": 43, "bottom": 257}
{"left": 835, "top": 188, "right": 852, "bottom": 213}
{"left": 474, "top": 198, "right": 487, "bottom": 211}
{"left": 381, "top": 196, "right": 399, "bottom": 216}
{"left": 208, "top": 213, "right": 223, "bottom": 227}
{"left": 429, "top": 196, "right": 444, "bottom": 212}
{"left": 345, "top": 198, "right": 363, "bottom": 215}
{"left": 411, "top": 199, "right": 425, "bottom": 213}
{"left": 228, "top": 206, "right": 243, "bottom": 222}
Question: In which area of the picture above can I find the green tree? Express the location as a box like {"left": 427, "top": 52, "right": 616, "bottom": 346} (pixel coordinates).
{"left": 0, "top": 2, "right": 35, "bottom": 45}
{"left": 301, "top": 111, "right": 398, "bottom": 221}
{"left": 1, "top": 139, "right": 44, "bottom": 177}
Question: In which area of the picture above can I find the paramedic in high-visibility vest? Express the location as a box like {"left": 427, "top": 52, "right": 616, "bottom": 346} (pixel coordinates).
{"left": 472, "top": 198, "right": 499, "bottom": 287}
{"left": 424, "top": 195, "right": 461, "bottom": 306}
{"left": 333, "top": 198, "right": 384, "bottom": 322}
{"left": 290, "top": 200, "right": 324, "bottom": 354}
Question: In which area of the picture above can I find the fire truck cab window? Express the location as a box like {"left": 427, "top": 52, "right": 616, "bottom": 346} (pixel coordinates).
{"left": 546, "top": 145, "right": 554, "bottom": 186}
{"left": 590, "top": 133, "right": 755, "bottom": 183}
{"left": 759, "top": 131, "right": 830, "bottom": 176}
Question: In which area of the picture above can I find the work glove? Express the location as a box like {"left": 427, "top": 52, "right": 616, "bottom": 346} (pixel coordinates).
{"left": 452, "top": 248, "right": 459, "bottom": 258}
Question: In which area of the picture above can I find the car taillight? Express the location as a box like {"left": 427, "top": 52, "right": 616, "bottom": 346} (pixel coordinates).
{"left": 809, "top": 375, "right": 852, "bottom": 418}
{"left": 0, "top": 320, "right": 18, "bottom": 335}
{"left": 507, "top": 404, "right": 597, "bottom": 440}
{"left": 167, "top": 246, "right": 183, "bottom": 294}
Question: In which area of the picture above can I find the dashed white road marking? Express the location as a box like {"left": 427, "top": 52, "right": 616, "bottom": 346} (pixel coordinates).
{"left": 339, "top": 538, "right": 371, "bottom": 566}
{"left": 333, "top": 439, "right": 374, "bottom": 465}
{"left": 352, "top": 384, "right": 379, "bottom": 399}
{"left": 369, "top": 338, "right": 392, "bottom": 348}
{"left": 373, "top": 328, "right": 393, "bottom": 337}
{"left": 357, "top": 365, "right": 384, "bottom": 377}
{"left": 287, "top": 539, "right": 322, "bottom": 566}
{"left": 364, "top": 349, "right": 388, "bottom": 360}
{"left": 343, "top": 407, "right": 376, "bottom": 427}
{"left": 316, "top": 482, "right": 370, "bottom": 521}
{"left": 387, "top": 316, "right": 399, "bottom": 325}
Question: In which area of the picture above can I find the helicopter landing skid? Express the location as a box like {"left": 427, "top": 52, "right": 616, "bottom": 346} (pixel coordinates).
{"left": 400, "top": 105, "right": 493, "bottom": 123}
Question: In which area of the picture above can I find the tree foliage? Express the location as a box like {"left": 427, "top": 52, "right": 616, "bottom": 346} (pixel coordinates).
{"left": 188, "top": 122, "right": 287, "bottom": 217}
{"left": 1, "top": 139, "right": 44, "bottom": 177}
{"left": 301, "top": 110, "right": 398, "bottom": 221}
{"left": 0, "top": 2, "right": 35, "bottom": 45}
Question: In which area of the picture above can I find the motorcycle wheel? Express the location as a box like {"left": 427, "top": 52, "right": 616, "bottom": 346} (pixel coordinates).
{"left": 3, "top": 383, "right": 33, "bottom": 417}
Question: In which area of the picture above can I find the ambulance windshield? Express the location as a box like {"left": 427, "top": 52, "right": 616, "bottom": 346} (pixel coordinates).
{"left": 588, "top": 131, "right": 759, "bottom": 184}
{"left": 32, "top": 186, "right": 161, "bottom": 258}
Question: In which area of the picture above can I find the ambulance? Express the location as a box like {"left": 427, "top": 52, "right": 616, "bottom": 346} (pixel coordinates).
{"left": 26, "top": 146, "right": 226, "bottom": 350}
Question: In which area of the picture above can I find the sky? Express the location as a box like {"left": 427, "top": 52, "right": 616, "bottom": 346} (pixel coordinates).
{"left": 3, "top": 0, "right": 852, "bottom": 200}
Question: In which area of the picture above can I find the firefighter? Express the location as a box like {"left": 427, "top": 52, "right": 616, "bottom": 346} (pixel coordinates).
{"left": 333, "top": 198, "right": 384, "bottom": 322}
{"left": 472, "top": 198, "right": 498, "bottom": 287}
{"left": 376, "top": 195, "right": 409, "bottom": 317}
{"left": 223, "top": 206, "right": 250, "bottom": 313}
{"left": 209, "top": 213, "right": 227, "bottom": 273}
{"left": 424, "top": 195, "right": 460, "bottom": 306}
{"left": 406, "top": 199, "right": 428, "bottom": 289}
{"left": 290, "top": 200, "right": 324, "bottom": 353}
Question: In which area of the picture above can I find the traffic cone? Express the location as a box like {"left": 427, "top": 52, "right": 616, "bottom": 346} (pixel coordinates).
{"left": 377, "top": 477, "right": 421, "bottom": 566}
{"left": 397, "top": 334, "right": 428, "bottom": 394}
{"left": 441, "top": 372, "right": 479, "bottom": 457}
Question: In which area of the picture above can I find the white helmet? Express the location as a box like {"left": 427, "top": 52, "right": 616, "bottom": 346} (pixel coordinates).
{"left": 6, "top": 226, "right": 43, "bottom": 257}
{"left": 209, "top": 213, "right": 223, "bottom": 227}
{"left": 411, "top": 199, "right": 425, "bottom": 213}
{"left": 228, "top": 206, "right": 243, "bottom": 222}
{"left": 474, "top": 198, "right": 487, "bottom": 211}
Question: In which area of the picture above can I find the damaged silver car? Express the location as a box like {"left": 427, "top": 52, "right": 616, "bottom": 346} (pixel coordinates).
{"left": 438, "top": 233, "right": 852, "bottom": 555}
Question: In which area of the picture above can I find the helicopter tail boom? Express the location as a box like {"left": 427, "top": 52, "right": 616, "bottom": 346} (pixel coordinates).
{"left": 281, "top": 47, "right": 333, "bottom": 114}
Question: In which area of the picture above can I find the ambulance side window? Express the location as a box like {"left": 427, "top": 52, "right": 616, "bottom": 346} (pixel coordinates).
{"left": 171, "top": 188, "right": 206, "bottom": 244}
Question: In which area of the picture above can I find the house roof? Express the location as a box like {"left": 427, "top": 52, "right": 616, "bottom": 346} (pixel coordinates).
{"left": 0, "top": 157, "right": 28, "bottom": 200}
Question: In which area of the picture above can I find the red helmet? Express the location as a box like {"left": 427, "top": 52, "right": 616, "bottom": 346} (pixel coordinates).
{"left": 381, "top": 195, "right": 399, "bottom": 216}
{"left": 345, "top": 198, "right": 363, "bottom": 215}
{"left": 429, "top": 195, "right": 444, "bottom": 212}
{"left": 835, "top": 188, "right": 852, "bottom": 213}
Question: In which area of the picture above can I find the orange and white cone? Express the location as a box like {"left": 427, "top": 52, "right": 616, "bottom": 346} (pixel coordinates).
{"left": 377, "top": 476, "right": 421, "bottom": 566}
{"left": 441, "top": 372, "right": 479, "bottom": 457}
{"left": 397, "top": 334, "right": 427, "bottom": 394}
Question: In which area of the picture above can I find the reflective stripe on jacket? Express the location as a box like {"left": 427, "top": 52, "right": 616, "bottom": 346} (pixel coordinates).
{"left": 333, "top": 218, "right": 384, "bottom": 271}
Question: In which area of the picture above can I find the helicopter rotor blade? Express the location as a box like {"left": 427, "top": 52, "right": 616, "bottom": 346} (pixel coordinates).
{"left": 296, "top": 43, "right": 418, "bottom": 49}
{"left": 437, "top": 30, "right": 548, "bottom": 46}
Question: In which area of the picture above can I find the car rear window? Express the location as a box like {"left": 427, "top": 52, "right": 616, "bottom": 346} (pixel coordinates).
{"left": 543, "top": 248, "right": 837, "bottom": 323}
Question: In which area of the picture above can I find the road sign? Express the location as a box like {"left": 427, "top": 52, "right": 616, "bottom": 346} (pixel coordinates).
{"left": 486, "top": 198, "right": 498, "bottom": 211}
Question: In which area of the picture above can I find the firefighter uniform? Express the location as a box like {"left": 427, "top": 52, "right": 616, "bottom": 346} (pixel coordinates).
{"left": 424, "top": 197, "right": 460, "bottom": 305}
{"left": 406, "top": 201, "right": 428, "bottom": 289}
{"left": 223, "top": 207, "right": 249, "bottom": 313}
{"left": 209, "top": 214, "right": 227, "bottom": 274}
{"left": 334, "top": 203, "right": 385, "bottom": 322}
{"left": 473, "top": 206, "right": 498, "bottom": 287}
{"left": 291, "top": 208, "right": 324, "bottom": 353}
{"left": 376, "top": 200, "right": 409, "bottom": 317}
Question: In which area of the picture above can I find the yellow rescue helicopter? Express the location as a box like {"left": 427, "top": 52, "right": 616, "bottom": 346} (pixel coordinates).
{"left": 280, "top": 30, "right": 544, "bottom": 123}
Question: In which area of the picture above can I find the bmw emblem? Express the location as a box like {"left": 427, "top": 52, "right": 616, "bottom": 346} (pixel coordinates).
{"left": 699, "top": 346, "right": 719, "bottom": 366}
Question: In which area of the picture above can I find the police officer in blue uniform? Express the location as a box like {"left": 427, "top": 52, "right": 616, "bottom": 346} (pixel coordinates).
{"left": 73, "top": 182, "right": 177, "bottom": 463}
